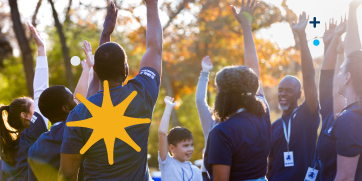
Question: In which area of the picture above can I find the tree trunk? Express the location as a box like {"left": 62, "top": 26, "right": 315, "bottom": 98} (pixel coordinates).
{"left": 9, "top": 0, "right": 34, "bottom": 97}
{"left": 48, "top": 0, "right": 75, "bottom": 91}
{"left": 162, "top": 64, "right": 180, "bottom": 126}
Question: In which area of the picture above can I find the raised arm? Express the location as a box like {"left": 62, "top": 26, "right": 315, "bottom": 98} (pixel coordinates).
{"left": 322, "top": 19, "right": 338, "bottom": 70}
{"left": 292, "top": 12, "right": 318, "bottom": 112}
{"left": 345, "top": 0, "right": 362, "bottom": 55}
{"left": 139, "top": 0, "right": 163, "bottom": 74}
{"left": 231, "top": 0, "right": 263, "bottom": 95}
{"left": 158, "top": 96, "right": 177, "bottom": 162}
{"left": 333, "top": 39, "right": 347, "bottom": 118}
{"left": 28, "top": 22, "right": 49, "bottom": 117}
{"left": 99, "top": 1, "right": 118, "bottom": 46}
{"left": 196, "top": 56, "right": 216, "bottom": 144}
{"left": 74, "top": 41, "right": 94, "bottom": 103}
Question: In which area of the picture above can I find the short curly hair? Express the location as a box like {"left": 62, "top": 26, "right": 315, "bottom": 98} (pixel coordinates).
{"left": 94, "top": 42, "right": 128, "bottom": 82}
{"left": 167, "top": 127, "right": 193, "bottom": 146}
{"left": 213, "top": 65, "right": 266, "bottom": 122}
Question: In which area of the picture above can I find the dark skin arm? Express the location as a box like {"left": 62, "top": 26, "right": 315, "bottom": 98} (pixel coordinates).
{"left": 139, "top": 0, "right": 163, "bottom": 75}
{"left": 292, "top": 12, "right": 318, "bottom": 113}
{"left": 99, "top": 1, "right": 118, "bottom": 46}
{"left": 58, "top": 153, "right": 83, "bottom": 181}
{"left": 212, "top": 164, "right": 230, "bottom": 181}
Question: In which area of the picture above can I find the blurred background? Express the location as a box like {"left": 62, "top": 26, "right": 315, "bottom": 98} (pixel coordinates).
{"left": 0, "top": 0, "right": 361, "bottom": 170}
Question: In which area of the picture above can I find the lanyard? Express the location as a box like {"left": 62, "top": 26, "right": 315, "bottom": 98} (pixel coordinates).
{"left": 97, "top": 85, "right": 123, "bottom": 94}
{"left": 282, "top": 109, "right": 297, "bottom": 152}
{"left": 181, "top": 162, "right": 194, "bottom": 181}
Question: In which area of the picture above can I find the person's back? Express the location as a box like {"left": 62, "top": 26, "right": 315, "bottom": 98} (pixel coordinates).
{"left": 62, "top": 72, "right": 160, "bottom": 180}
{"left": 204, "top": 94, "right": 271, "bottom": 180}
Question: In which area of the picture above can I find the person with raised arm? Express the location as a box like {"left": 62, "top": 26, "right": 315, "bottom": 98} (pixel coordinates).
{"left": 27, "top": 39, "right": 97, "bottom": 181}
{"left": 0, "top": 22, "right": 50, "bottom": 181}
{"left": 268, "top": 12, "right": 320, "bottom": 181}
{"left": 195, "top": 55, "right": 217, "bottom": 180}
{"left": 204, "top": 1, "right": 271, "bottom": 180}
{"left": 320, "top": 0, "right": 362, "bottom": 180}
{"left": 59, "top": 0, "right": 163, "bottom": 180}
{"left": 315, "top": 18, "right": 347, "bottom": 181}
{"left": 158, "top": 96, "right": 202, "bottom": 181}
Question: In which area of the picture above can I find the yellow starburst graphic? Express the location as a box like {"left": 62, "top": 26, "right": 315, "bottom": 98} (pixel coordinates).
{"left": 67, "top": 80, "right": 151, "bottom": 165}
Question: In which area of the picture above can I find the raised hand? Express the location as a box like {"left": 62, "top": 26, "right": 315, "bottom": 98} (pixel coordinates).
{"left": 334, "top": 16, "right": 347, "bottom": 36}
{"left": 201, "top": 56, "right": 213, "bottom": 72}
{"left": 323, "top": 19, "right": 337, "bottom": 46}
{"left": 82, "top": 40, "right": 94, "bottom": 68}
{"left": 102, "top": 1, "right": 118, "bottom": 36}
{"left": 27, "top": 22, "right": 45, "bottom": 48}
{"left": 350, "top": 0, "right": 362, "bottom": 9}
{"left": 164, "top": 96, "right": 177, "bottom": 108}
{"left": 292, "top": 12, "right": 309, "bottom": 35}
{"left": 231, "top": 0, "right": 258, "bottom": 27}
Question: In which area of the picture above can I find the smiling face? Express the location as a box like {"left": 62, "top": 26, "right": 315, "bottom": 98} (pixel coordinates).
{"left": 278, "top": 76, "right": 301, "bottom": 112}
{"left": 169, "top": 139, "right": 194, "bottom": 162}
{"left": 21, "top": 100, "right": 34, "bottom": 128}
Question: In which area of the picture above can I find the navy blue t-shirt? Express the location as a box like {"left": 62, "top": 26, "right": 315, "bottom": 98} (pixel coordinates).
{"left": 28, "top": 122, "right": 65, "bottom": 181}
{"left": 204, "top": 94, "right": 271, "bottom": 180}
{"left": 268, "top": 101, "right": 320, "bottom": 181}
{"left": 316, "top": 70, "right": 336, "bottom": 181}
{"left": 325, "top": 102, "right": 362, "bottom": 180}
{"left": 61, "top": 67, "right": 160, "bottom": 180}
{"left": 1, "top": 112, "right": 47, "bottom": 181}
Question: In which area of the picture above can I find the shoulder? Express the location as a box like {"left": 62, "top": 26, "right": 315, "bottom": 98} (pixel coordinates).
{"left": 271, "top": 118, "right": 282, "bottom": 128}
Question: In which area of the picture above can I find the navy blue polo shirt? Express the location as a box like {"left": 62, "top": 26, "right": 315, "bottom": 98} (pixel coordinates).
{"left": 1, "top": 111, "right": 47, "bottom": 181}
{"left": 325, "top": 101, "right": 362, "bottom": 180}
{"left": 28, "top": 122, "right": 65, "bottom": 181}
{"left": 268, "top": 101, "right": 320, "bottom": 181}
{"left": 316, "top": 70, "right": 336, "bottom": 181}
{"left": 204, "top": 94, "right": 271, "bottom": 180}
{"left": 61, "top": 67, "right": 160, "bottom": 180}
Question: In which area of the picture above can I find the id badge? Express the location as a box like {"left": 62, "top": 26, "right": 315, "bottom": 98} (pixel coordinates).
{"left": 304, "top": 167, "right": 318, "bottom": 181}
{"left": 284, "top": 151, "right": 294, "bottom": 167}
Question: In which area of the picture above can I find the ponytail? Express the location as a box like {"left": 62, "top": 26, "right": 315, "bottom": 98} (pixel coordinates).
{"left": 0, "top": 97, "right": 32, "bottom": 163}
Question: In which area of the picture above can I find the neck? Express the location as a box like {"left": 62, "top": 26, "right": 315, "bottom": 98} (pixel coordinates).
{"left": 173, "top": 155, "right": 186, "bottom": 163}
{"left": 101, "top": 80, "right": 123, "bottom": 90}
{"left": 345, "top": 90, "right": 360, "bottom": 106}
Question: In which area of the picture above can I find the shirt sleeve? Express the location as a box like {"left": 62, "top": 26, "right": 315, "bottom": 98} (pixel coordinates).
{"left": 333, "top": 115, "right": 362, "bottom": 157}
{"left": 196, "top": 71, "right": 216, "bottom": 145}
{"left": 158, "top": 152, "right": 171, "bottom": 169}
{"left": 33, "top": 56, "right": 49, "bottom": 128}
{"left": 298, "top": 101, "right": 320, "bottom": 131}
{"left": 256, "top": 94, "right": 270, "bottom": 117}
{"left": 28, "top": 146, "right": 38, "bottom": 181}
{"left": 207, "top": 126, "right": 233, "bottom": 166}
{"left": 130, "top": 67, "right": 161, "bottom": 105}
{"left": 319, "top": 70, "right": 334, "bottom": 107}
{"left": 60, "top": 110, "right": 84, "bottom": 154}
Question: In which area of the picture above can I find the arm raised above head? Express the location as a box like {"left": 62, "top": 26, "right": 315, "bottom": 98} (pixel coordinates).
{"left": 99, "top": 1, "right": 118, "bottom": 46}
{"left": 139, "top": 0, "right": 163, "bottom": 75}
{"left": 345, "top": 0, "right": 362, "bottom": 55}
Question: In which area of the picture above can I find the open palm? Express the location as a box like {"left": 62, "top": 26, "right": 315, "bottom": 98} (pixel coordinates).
{"left": 292, "top": 12, "right": 309, "bottom": 34}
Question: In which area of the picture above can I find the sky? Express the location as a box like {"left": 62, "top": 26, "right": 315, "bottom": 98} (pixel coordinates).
{"left": 1, "top": 0, "right": 362, "bottom": 58}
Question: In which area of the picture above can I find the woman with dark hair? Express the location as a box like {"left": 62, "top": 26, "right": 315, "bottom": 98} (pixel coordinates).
{"left": 316, "top": 1, "right": 362, "bottom": 180}
{"left": 203, "top": 1, "right": 271, "bottom": 180}
{"left": 0, "top": 22, "right": 49, "bottom": 180}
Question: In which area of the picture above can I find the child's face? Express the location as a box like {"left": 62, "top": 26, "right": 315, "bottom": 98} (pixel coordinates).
{"left": 169, "top": 139, "right": 194, "bottom": 162}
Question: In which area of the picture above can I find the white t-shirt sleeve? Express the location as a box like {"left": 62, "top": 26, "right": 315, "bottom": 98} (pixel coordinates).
{"left": 33, "top": 56, "right": 49, "bottom": 127}
{"left": 158, "top": 152, "right": 171, "bottom": 166}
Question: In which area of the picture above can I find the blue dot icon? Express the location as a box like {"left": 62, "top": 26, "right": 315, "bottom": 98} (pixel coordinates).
{"left": 313, "top": 39, "right": 320, "bottom": 46}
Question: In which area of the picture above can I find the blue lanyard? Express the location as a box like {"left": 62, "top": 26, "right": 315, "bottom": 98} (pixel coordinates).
{"left": 282, "top": 108, "right": 298, "bottom": 152}
{"left": 97, "top": 85, "right": 122, "bottom": 94}
{"left": 181, "top": 162, "right": 194, "bottom": 181}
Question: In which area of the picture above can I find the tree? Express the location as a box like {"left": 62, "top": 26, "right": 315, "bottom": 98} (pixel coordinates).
{"left": 8, "top": 0, "right": 34, "bottom": 97}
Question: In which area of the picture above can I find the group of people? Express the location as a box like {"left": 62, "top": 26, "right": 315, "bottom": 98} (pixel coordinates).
{"left": 1, "top": 0, "right": 362, "bottom": 180}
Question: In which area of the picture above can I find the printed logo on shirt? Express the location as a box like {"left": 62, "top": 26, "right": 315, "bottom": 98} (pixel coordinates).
{"left": 140, "top": 69, "right": 155, "bottom": 79}
{"left": 31, "top": 115, "right": 38, "bottom": 123}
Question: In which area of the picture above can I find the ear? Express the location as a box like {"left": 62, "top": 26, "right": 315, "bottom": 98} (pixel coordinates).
{"left": 20, "top": 112, "right": 27, "bottom": 120}
{"left": 169, "top": 144, "right": 175, "bottom": 154}
{"left": 297, "top": 90, "right": 302, "bottom": 100}
{"left": 62, "top": 105, "right": 71, "bottom": 114}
